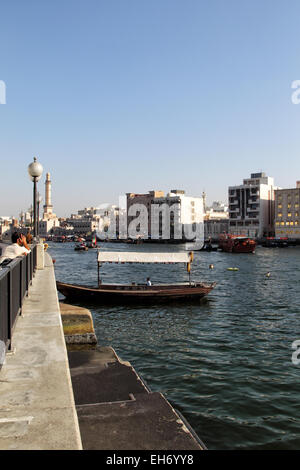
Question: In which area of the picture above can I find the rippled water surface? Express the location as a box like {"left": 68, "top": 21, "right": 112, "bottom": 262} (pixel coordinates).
{"left": 49, "top": 242, "right": 300, "bottom": 450}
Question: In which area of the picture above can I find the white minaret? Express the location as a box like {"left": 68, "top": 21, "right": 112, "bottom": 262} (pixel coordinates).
{"left": 43, "top": 172, "right": 53, "bottom": 218}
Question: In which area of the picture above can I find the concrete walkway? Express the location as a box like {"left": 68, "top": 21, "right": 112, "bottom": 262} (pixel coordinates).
{"left": 0, "top": 253, "right": 82, "bottom": 450}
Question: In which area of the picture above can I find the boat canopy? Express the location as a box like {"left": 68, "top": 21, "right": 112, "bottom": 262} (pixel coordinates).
{"left": 97, "top": 251, "right": 192, "bottom": 264}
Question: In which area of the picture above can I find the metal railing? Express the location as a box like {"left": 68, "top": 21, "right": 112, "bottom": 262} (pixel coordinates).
{"left": 0, "top": 245, "right": 37, "bottom": 366}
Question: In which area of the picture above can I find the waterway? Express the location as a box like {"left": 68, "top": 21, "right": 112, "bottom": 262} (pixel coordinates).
{"left": 48, "top": 241, "right": 300, "bottom": 450}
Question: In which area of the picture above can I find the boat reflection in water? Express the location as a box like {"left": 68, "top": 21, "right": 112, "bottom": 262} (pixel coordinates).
{"left": 57, "top": 250, "right": 216, "bottom": 304}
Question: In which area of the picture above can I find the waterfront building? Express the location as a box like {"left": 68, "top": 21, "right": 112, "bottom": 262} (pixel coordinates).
{"left": 275, "top": 181, "right": 300, "bottom": 239}
{"left": 204, "top": 218, "right": 229, "bottom": 241}
{"left": 65, "top": 205, "right": 123, "bottom": 238}
{"left": 65, "top": 207, "right": 101, "bottom": 236}
{"left": 228, "top": 172, "right": 277, "bottom": 238}
{"left": 39, "top": 218, "right": 60, "bottom": 237}
{"left": 204, "top": 202, "right": 229, "bottom": 240}
{"left": 66, "top": 216, "right": 98, "bottom": 236}
{"left": 0, "top": 217, "right": 12, "bottom": 239}
{"left": 127, "top": 191, "right": 164, "bottom": 238}
{"left": 205, "top": 201, "right": 229, "bottom": 220}
{"left": 126, "top": 190, "right": 203, "bottom": 240}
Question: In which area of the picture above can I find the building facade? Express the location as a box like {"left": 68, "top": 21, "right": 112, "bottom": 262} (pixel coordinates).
{"left": 126, "top": 190, "right": 204, "bottom": 240}
{"left": 275, "top": 182, "right": 300, "bottom": 239}
{"left": 204, "top": 201, "right": 229, "bottom": 240}
{"left": 228, "top": 172, "right": 276, "bottom": 238}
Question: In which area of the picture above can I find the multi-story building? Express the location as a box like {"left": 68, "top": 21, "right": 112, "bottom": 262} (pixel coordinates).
{"left": 204, "top": 201, "right": 229, "bottom": 240}
{"left": 126, "top": 191, "right": 164, "bottom": 237}
{"left": 275, "top": 182, "right": 300, "bottom": 239}
{"left": 228, "top": 172, "right": 277, "bottom": 238}
{"left": 39, "top": 218, "right": 60, "bottom": 237}
{"left": 126, "top": 190, "right": 203, "bottom": 240}
{"left": 0, "top": 217, "right": 12, "bottom": 239}
{"left": 65, "top": 215, "right": 98, "bottom": 236}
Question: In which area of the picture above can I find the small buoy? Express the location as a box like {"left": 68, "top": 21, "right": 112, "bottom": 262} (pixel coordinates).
{"left": 209, "top": 264, "right": 214, "bottom": 269}
{"left": 266, "top": 272, "right": 271, "bottom": 278}
{"left": 227, "top": 267, "right": 239, "bottom": 271}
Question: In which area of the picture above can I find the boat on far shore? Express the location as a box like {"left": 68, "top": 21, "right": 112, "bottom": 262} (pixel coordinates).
{"left": 219, "top": 234, "right": 256, "bottom": 253}
{"left": 74, "top": 242, "right": 88, "bottom": 251}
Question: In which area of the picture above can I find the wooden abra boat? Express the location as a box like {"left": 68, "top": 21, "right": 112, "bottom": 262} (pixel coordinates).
{"left": 56, "top": 251, "right": 216, "bottom": 304}
{"left": 219, "top": 234, "right": 256, "bottom": 253}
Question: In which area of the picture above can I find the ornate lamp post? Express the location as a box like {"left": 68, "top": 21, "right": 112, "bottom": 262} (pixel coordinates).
{"left": 28, "top": 157, "right": 43, "bottom": 239}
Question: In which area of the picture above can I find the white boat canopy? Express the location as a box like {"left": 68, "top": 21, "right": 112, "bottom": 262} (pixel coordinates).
{"left": 97, "top": 251, "right": 192, "bottom": 264}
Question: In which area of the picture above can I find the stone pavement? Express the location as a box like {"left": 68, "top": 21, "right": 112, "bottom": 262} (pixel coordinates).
{"left": 0, "top": 253, "right": 82, "bottom": 450}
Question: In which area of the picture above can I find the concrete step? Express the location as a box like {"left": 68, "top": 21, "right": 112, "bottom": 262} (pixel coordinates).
{"left": 68, "top": 347, "right": 149, "bottom": 405}
{"left": 67, "top": 347, "right": 205, "bottom": 450}
{"left": 76, "top": 392, "right": 203, "bottom": 450}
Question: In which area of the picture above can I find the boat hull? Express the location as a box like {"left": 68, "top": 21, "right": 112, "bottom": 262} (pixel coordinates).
{"left": 56, "top": 281, "right": 216, "bottom": 304}
{"left": 219, "top": 235, "right": 256, "bottom": 253}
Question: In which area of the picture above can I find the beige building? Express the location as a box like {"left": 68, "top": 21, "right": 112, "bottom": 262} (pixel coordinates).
{"left": 275, "top": 182, "right": 300, "bottom": 239}
{"left": 126, "top": 190, "right": 204, "bottom": 240}
{"left": 127, "top": 191, "right": 165, "bottom": 237}
{"left": 204, "top": 202, "right": 229, "bottom": 240}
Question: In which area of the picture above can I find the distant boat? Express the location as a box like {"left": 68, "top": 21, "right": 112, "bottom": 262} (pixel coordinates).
{"left": 219, "top": 234, "right": 256, "bottom": 253}
{"left": 74, "top": 243, "right": 88, "bottom": 251}
{"left": 57, "top": 251, "right": 216, "bottom": 304}
{"left": 86, "top": 234, "right": 97, "bottom": 248}
{"left": 261, "top": 237, "right": 288, "bottom": 248}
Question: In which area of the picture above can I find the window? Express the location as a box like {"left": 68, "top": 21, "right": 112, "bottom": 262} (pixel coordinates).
{"left": 278, "top": 204, "right": 282, "bottom": 209}
{"left": 278, "top": 213, "right": 282, "bottom": 217}
{"left": 288, "top": 213, "right": 292, "bottom": 217}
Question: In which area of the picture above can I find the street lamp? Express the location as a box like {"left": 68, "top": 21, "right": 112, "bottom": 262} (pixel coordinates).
{"left": 37, "top": 192, "right": 42, "bottom": 236}
{"left": 28, "top": 157, "right": 43, "bottom": 239}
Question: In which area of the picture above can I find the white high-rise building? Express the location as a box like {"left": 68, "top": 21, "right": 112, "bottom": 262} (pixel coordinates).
{"left": 228, "top": 172, "right": 277, "bottom": 238}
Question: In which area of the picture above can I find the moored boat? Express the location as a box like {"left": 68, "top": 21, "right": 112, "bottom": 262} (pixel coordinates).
{"left": 57, "top": 251, "right": 216, "bottom": 304}
{"left": 56, "top": 280, "right": 216, "bottom": 303}
{"left": 219, "top": 234, "right": 256, "bottom": 253}
{"left": 74, "top": 243, "right": 88, "bottom": 251}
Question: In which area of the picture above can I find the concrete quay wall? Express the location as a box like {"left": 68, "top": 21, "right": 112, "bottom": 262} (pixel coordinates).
{"left": 0, "top": 250, "right": 204, "bottom": 450}
{"left": 0, "top": 253, "right": 82, "bottom": 450}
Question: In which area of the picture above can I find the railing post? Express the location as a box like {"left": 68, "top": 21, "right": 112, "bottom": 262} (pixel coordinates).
{"left": 19, "top": 258, "right": 23, "bottom": 314}
{"left": 7, "top": 266, "right": 12, "bottom": 351}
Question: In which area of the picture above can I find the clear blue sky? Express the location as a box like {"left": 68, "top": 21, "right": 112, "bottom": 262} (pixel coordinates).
{"left": 1, "top": 0, "right": 300, "bottom": 217}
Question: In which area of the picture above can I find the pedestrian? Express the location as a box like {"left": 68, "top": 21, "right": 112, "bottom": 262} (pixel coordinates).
{"left": 0, "top": 232, "right": 30, "bottom": 264}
